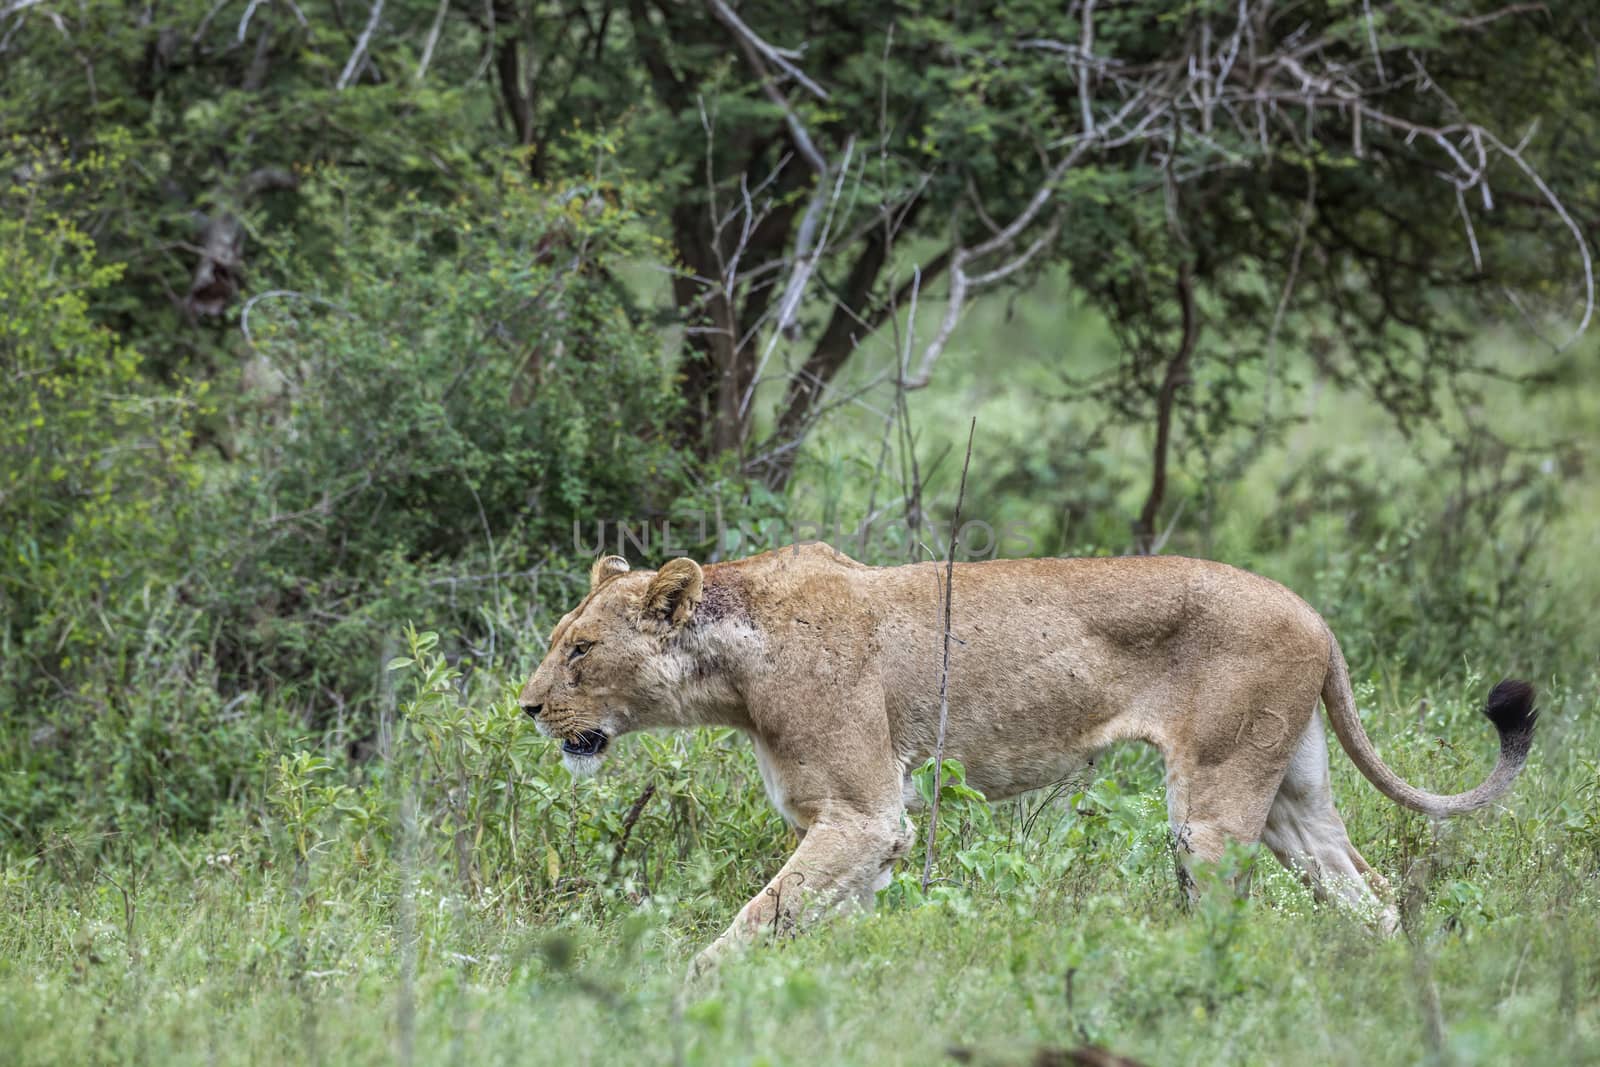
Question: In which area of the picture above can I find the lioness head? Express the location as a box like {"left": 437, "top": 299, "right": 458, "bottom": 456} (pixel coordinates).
{"left": 518, "top": 554, "right": 704, "bottom": 777}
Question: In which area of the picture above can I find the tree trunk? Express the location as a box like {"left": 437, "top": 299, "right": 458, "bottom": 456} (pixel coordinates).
{"left": 1132, "top": 261, "right": 1198, "bottom": 554}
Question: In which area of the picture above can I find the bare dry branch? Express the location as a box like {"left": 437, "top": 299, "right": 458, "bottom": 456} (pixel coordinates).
{"left": 236, "top": 0, "right": 264, "bottom": 43}
{"left": 1481, "top": 129, "right": 1595, "bottom": 344}
{"left": 705, "top": 0, "right": 829, "bottom": 101}
{"left": 1455, "top": 185, "right": 1483, "bottom": 272}
{"left": 1456, "top": 3, "right": 1548, "bottom": 31}
{"left": 1078, "top": 0, "right": 1097, "bottom": 137}
{"left": 1360, "top": 0, "right": 1386, "bottom": 82}
{"left": 734, "top": 0, "right": 1588, "bottom": 469}
{"left": 898, "top": 116, "right": 1116, "bottom": 391}
{"left": 240, "top": 289, "right": 353, "bottom": 348}
{"left": 337, "top": 0, "right": 384, "bottom": 90}
{"left": 740, "top": 137, "right": 856, "bottom": 421}
{"left": 414, "top": 0, "right": 450, "bottom": 83}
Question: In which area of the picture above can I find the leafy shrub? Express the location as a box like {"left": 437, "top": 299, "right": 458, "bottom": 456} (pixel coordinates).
{"left": 2, "top": 138, "right": 707, "bottom": 847}
{"left": 0, "top": 135, "right": 217, "bottom": 842}
{"left": 194, "top": 149, "right": 688, "bottom": 716}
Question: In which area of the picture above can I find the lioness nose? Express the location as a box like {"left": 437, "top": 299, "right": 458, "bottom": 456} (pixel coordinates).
{"left": 521, "top": 702, "right": 543, "bottom": 720}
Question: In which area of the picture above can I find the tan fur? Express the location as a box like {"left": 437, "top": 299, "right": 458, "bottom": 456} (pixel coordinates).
{"left": 518, "top": 544, "right": 1535, "bottom": 974}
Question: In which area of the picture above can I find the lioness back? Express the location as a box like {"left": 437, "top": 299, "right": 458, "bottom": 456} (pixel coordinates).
{"left": 707, "top": 545, "right": 1330, "bottom": 801}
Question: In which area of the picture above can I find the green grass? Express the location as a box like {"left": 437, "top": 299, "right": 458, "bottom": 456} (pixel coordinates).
{"left": 4, "top": 690, "right": 1598, "bottom": 1067}
{"left": 4, "top": 655, "right": 1597, "bottom": 1065}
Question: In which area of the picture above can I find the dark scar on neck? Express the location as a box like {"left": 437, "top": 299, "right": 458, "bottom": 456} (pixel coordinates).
{"left": 696, "top": 575, "right": 747, "bottom": 624}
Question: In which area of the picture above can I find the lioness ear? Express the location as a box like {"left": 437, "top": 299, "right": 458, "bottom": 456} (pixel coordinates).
{"left": 640, "top": 558, "right": 703, "bottom": 633}
{"left": 590, "top": 555, "right": 630, "bottom": 590}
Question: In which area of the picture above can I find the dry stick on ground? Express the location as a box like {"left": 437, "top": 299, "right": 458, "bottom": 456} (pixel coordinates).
{"left": 921, "top": 417, "right": 977, "bottom": 893}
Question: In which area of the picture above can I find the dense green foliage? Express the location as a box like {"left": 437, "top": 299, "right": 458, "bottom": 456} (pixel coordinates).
{"left": 0, "top": 134, "right": 704, "bottom": 838}
{"left": 2, "top": 0, "right": 1598, "bottom": 1062}
{"left": 194, "top": 154, "right": 687, "bottom": 707}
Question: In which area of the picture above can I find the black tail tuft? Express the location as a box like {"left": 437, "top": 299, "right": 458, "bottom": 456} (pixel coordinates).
{"left": 1484, "top": 678, "right": 1538, "bottom": 756}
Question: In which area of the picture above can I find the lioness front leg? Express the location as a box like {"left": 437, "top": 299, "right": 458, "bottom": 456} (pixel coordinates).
{"left": 690, "top": 803, "right": 911, "bottom": 979}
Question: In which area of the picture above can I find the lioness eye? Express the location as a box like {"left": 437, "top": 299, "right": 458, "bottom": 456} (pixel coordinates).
{"left": 567, "top": 641, "right": 592, "bottom": 662}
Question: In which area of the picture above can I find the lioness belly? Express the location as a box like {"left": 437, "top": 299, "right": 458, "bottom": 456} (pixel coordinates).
{"left": 905, "top": 747, "right": 1095, "bottom": 807}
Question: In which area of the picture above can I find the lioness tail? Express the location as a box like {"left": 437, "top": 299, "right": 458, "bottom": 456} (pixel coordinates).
{"left": 1321, "top": 636, "right": 1537, "bottom": 818}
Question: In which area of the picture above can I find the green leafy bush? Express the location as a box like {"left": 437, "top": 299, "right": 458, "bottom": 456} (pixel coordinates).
{"left": 0, "top": 136, "right": 217, "bottom": 841}
{"left": 2, "top": 139, "right": 701, "bottom": 847}
{"left": 194, "top": 151, "right": 687, "bottom": 715}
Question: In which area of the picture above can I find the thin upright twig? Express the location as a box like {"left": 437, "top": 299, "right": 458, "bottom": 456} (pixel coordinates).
{"left": 921, "top": 417, "right": 977, "bottom": 892}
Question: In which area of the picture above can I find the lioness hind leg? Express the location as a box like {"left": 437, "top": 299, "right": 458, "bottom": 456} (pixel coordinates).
{"left": 1261, "top": 720, "right": 1400, "bottom": 934}
{"left": 1161, "top": 688, "right": 1319, "bottom": 898}
{"left": 1163, "top": 766, "right": 1279, "bottom": 900}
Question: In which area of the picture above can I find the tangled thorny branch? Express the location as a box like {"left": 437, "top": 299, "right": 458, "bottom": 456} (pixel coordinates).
{"left": 701, "top": 1, "right": 1591, "bottom": 482}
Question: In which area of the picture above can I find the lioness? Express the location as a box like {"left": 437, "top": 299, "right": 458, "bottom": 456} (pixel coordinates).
{"left": 518, "top": 544, "right": 1536, "bottom": 972}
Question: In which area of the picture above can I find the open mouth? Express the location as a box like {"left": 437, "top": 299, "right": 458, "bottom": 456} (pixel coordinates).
{"left": 561, "top": 730, "right": 609, "bottom": 758}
